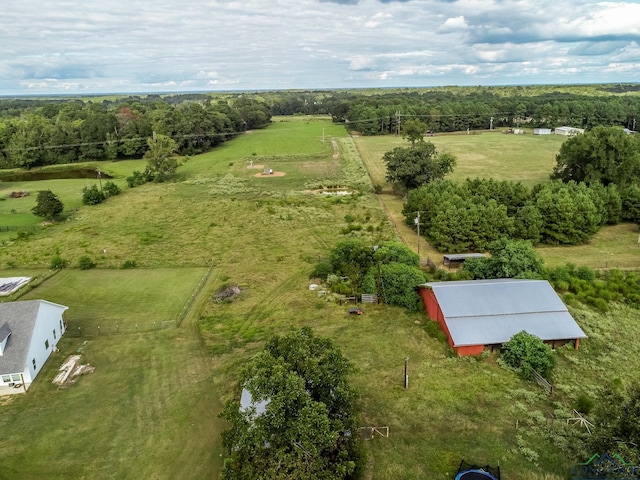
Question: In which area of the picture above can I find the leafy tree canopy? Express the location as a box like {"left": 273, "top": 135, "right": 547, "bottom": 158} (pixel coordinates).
{"left": 220, "top": 327, "right": 360, "bottom": 480}
{"left": 552, "top": 126, "right": 640, "bottom": 187}
{"left": 463, "top": 239, "right": 544, "bottom": 280}
{"left": 143, "top": 134, "right": 178, "bottom": 182}
{"left": 402, "top": 119, "right": 428, "bottom": 145}
{"left": 383, "top": 142, "right": 456, "bottom": 193}
{"left": 589, "top": 381, "right": 640, "bottom": 463}
{"left": 362, "top": 262, "right": 425, "bottom": 311}
{"left": 501, "top": 330, "right": 555, "bottom": 380}
{"left": 31, "top": 190, "right": 64, "bottom": 220}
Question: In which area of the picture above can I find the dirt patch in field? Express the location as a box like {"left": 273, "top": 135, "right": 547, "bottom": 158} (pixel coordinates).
{"left": 254, "top": 171, "right": 286, "bottom": 177}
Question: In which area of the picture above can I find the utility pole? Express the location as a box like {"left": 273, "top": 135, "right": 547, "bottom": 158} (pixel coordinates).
{"left": 396, "top": 111, "right": 401, "bottom": 136}
{"left": 414, "top": 212, "right": 421, "bottom": 260}
{"left": 404, "top": 357, "right": 409, "bottom": 389}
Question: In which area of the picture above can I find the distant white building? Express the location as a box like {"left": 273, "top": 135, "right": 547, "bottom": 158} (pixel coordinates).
{"left": 534, "top": 128, "right": 552, "bottom": 135}
{"left": 555, "top": 126, "right": 585, "bottom": 136}
{"left": 0, "top": 300, "right": 68, "bottom": 394}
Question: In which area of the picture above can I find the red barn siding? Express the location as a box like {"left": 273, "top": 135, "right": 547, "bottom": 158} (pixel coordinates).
{"left": 420, "top": 287, "right": 484, "bottom": 355}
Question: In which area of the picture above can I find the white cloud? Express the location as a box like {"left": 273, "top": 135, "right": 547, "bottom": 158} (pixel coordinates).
{"left": 0, "top": 0, "right": 638, "bottom": 94}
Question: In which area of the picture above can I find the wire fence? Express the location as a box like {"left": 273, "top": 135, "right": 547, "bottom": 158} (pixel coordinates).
{"left": 65, "top": 320, "right": 177, "bottom": 337}
{"left": 0, "top": 225, "right": 38, "bottom": 232}
{"left": 64, "top": 264, "right": 214, "bottom": 337}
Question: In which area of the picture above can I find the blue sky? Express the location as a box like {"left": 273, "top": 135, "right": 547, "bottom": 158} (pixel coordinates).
{"left": 2, "top": 0, "right": 640, "bottom": 95}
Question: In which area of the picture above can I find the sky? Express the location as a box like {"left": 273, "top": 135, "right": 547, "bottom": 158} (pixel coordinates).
{"left": 2, "top": 0, "right": 640, "bottom": 95}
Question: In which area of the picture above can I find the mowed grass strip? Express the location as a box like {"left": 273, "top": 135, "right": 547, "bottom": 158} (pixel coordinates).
{"left": 0, "top": 330, "right": 224, "bottom": 480}
{"left": 20, "top": 268, "right": 208, "bottom": 332}
{"left": 353, "top": 130, "right": 565, "bottom": 189}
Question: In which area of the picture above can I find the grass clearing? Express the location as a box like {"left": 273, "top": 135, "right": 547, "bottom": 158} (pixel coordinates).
{"left": 20, "top": 268, "right": 208, "bottom": 333}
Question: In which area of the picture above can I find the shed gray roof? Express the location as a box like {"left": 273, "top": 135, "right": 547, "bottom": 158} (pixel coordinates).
{"left": 421, "top": 279, "right": 586, "bottom": 347}
{"left": 443, "top": 253, "right": 487, "bottom": 263}
{"left": 0, "top": 300, "right": 67, "bottom": 375}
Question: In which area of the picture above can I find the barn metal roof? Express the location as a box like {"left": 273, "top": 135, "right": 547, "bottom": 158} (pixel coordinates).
{"left": 421, "top": 279, "right": 587, "bottom": 347}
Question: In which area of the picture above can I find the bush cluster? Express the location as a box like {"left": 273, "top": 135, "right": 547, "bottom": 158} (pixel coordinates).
{"left": 313, "top": 240, "right": 425, "bottom": 310}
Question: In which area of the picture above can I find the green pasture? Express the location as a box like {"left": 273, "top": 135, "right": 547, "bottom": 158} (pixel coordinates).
{"left": 1, "top": 117, "right": 640, "bottom": 479}
{"left": 20, "top": 268, "right": 208, "bottom": 333}
{"left": 353, "top": 131, "right": 640, "bottom": 269}
{"left": 354, "top": 130, "right": 565, "bottom": 188}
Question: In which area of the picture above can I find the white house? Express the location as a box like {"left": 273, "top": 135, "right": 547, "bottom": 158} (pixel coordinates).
{"left": 534, "top": 128, "right": 552, "bottom": 135}
{"left": 555, "top": 126, "right": 585, "bottom": 136}
{"left": 0, "top": 300, "right": 68, "bottom": 394}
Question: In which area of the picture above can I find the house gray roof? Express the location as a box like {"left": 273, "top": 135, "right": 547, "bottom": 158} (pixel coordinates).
{"left": 0, "top": 300, "right": 66, "bottom": 375}
{"left": 421, "top": 279, "right": 587, "bottom": 347}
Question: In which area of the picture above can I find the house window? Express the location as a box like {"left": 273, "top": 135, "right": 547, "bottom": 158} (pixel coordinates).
{"left": 1, "top": 375, "right": 10, "bottom": 383}
{"left": 53, "top": 329, "right": 57, "bottom": 339}
{"left": 11, "top": 374, "right": 20, "bottom": 382}
{"left": 45, "top": 339, "right": 50, "bottom": 349}
{"left": 60, "top": 320, "right": 63, "bottom": 331}
{"left": 32, "top": 358, "right": 36, "bottom": 370}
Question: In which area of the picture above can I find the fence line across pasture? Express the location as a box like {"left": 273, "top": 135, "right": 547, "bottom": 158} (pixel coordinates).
{"left": 65, "top": 320, "right": 177, "bottom": 337}
{"left": 64, "top": 264, "right": 214, "bottom": 338}
{"left": 0, "top": 225, "right": 38, "bottom": 232}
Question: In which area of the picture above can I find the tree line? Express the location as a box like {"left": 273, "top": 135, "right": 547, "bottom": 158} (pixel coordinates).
{"left": 0, "top": 96, "right": 270, "bottom": 169}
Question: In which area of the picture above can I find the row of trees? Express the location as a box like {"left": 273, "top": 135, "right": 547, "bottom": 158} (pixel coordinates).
{"left": 402, "top": 177, "right": 637, "bottom": 252}
{"left": 333, "top": 89, "right": 640, "bottom": 135}
{"left": 0, "top": 97, "right": 270, "bottom": 169}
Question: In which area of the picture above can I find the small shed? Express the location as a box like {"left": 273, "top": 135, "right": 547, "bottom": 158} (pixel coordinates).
{"left": 555, "top": 126, "right": 584, "bottom": 136}
{"left": 419, "top": 279, "right": 586, "bottom": 356}
{"left": 533, "top": 128, "right": 552, "bottom": 135}
{"left": 442, "top": 253, "right": 487, "bottom": 266}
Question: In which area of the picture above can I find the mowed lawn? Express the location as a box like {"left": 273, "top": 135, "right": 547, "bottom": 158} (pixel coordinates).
{"left": 354, "top": 130, "right": 565, "bottom": 189}
{"left": 20, "top": 268, "right": 208, "bottom": 333}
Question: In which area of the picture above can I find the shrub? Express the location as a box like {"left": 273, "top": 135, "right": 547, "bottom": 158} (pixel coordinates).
{"left": 50, "top": 254, "right": 68, "bottom": 270}
{"left": 121, "top": 260, "right": 137, "bottom": 269}
{"left": 82, "top": 184, "right": 105, "bottom": 205}
{"left": 501, "top": 331, "right": 555, "bottom": 380}
{"left": 126, "top": 170, "right": 150, "bottom": 188}
{"left": 102, "top": 181, "right": 121, "bottom": 198}
{"left": 78, "top": 256, "right": 96, "bottom": 270}
{"left": 575, "top": 393, "right": 594, "bottom": 415}
{"left": 309, "top": 260, "right": 333, "bottom": 280}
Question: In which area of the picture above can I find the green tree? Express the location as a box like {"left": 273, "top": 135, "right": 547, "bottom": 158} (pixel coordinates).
{"left": 552, "top": 126, "right": 640, "bottom": 187}
{"left": 31, "top": 190, "right": 64, "bottom": 221}
{"left": 373, "top": 241, "right": 419, "bottom": 268}
{"left": 402, "top": 119, "right": 428, "bottom": 145}
{"left": 143, "top": 134, "right": 178, "bottom": 182}
{"left": 383, "top": 142, "right": 456, "bottom": 193}
{"left": 464, "top": 239, "right": 544, "bottom": 280}
{"left": 501, "top": 331, "right": 555, "bottom": 380}
{"left": 220, "top": 327, "right": 360, "bottom": 480}
{"left": 362, "top": 262, "right": 425, "bottom": 311}
{"left": 533, "top": 181, "right": 602, "bottom": 244}
{"left": 328, "top": 240, "right": 375, "bottom": 291}
{"left": 589, "top": 381, "right": 640, "bottom": 463}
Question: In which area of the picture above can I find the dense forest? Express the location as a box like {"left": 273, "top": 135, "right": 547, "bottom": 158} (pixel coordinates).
{"left": 1, "top": 84, "right": 639, "bottom": 169}
{"left": 0, "top": 95, "right": 271, "bottom": 169}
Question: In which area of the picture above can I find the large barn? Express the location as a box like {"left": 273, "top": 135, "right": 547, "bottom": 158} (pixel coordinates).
{"left": 419, "top": 279, "right": 586, "bottom": 356}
